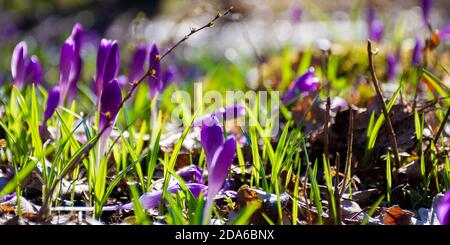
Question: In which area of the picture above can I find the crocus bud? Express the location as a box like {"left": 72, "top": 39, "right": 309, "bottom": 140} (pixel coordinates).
{"left": 43, "top": 86, "right": 60, "bottom": 123}
{"left": 367, "top": 6, "right": 384, "bottom": 42}
{"left": 98, "top": 79, "right": 122, "bottom": 165}
{"left": 200, "top": 116, "right": 224, "bottom": 168}
{"left": 282, "top": 67, "right": 319, "bottom": 104}
{"left": 68, "top": 23, "right": 83, "bottom": 103}
{"left": 25, "top": 55, "right": 43, "bottom": 85}
{"left": 204, "top": 136, "right": 236, "bottom": 224}
{"left": 437, "top": 191, "right": 450, "bottom": 225}
{"left": 412, "top": 37, "right": 424, "bottom": 66}
{"left": 11, "top": 41, "right": 27, "bottom": 90}
{"left": 161, "top": 65, "right": 178, "bottom": 90}
{"left": 59, "top": 38, "right": 75, "bottom": 104}
{"left": 95, "top": 39, "right": 119, "bottom": 98}
{"left": 422, "top": 0, "right": 431, "bottom": 27}
{"left": 129, "top": 44, "right": 147, "bottom": 84}
{"left": 290, "top": 4, "right": 302, "bottom": 24}
{"left": 148, "top": 41, "right": 161, "bottom": 97}
{"left": 386, "top": 52, "right": 400, "bottom": 82}
{"left": 201, "top": 116, "right": 236, "bottom": 223}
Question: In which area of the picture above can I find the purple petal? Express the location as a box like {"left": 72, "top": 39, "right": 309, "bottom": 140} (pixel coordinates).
{"left": 1, "top": 193, "right": 16, "bottom": 203}
{"left": 148, "top": 41, "right": 161, "bottom": 97}
{"left": 102, "top": 41, "right": 119, "bottom": 87}
{"left": 200, "top": 116, "right": 224, "bottom": 168}
{"left": 68, "top": 23, "right": 83, "bottom": 103}
{"left": 367, "top": 7, "right": 384, "bottom": 42}
{"left": 99, "top": 78, "right": 122, "bottom": 131}
{"left": 208, "top": 137, "right": 236, "bottom": 197}
{"left": 71, "top": 23, "right": 83, "bottom": 54}
{"left": 11, "top": 41, "right": 27, "bottom": 89}
{"left": 412, "top": 37, "right": 424, "bottom": 66}
{"left": 43, "top": 86, "right": 61, "bottom": 123}
{"left": 120, "top": 183, "right": 207, "bottom": 210}
{"left": 177, "top": 165, "right": 204, "bottom": 184}
{"left": 25, "top": 55, "right": 43, "bottom": 85}
{"left": 290, "top": 4, "right": 302, "bottom": 24}
{"left": 422, "top": 0, "right": 432, "bottom": 27}
{"left": 60, "top": 38, "right": 75, "bottom": 87}
{"left": 95, "top": 39, "right": 113, "bottom": 97}
{"left": 282, "top": 67, "right": 319, "bottom": 104}
{"left": 129, "top": 44, "right": 147, "bottom": 84}
{"left": 437, "top": 191, "right": 450, "bottom": 225}
{"left": 68, "top": 55, "right": 82, "bottom": 103}
{"left": 386, "top": 52, "right": 398, "bottom": 81}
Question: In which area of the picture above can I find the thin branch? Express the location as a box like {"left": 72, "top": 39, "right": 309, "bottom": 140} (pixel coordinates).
{"left": 340, "top": 108, "right": 353, "bottom": 196}
{"left": 367, "top": 40, "right": 401, "bottom": 169}
{"left": 424, "top": 106, "right": 450, "bottom": 155}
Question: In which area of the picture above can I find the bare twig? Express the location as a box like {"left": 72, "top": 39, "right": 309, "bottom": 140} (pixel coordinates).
{"left": 367, "top": 40, "right": 401, "bottom": 169}
{"left": 340, "top": 108, "right": 353, "bottom": 196}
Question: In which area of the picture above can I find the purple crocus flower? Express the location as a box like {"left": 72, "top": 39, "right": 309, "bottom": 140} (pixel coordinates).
{"left": 367, "top": 6, "right": 384, "bottom": 42}
{"left": 148, "top": 42, "right": 161, "bottom": 97}
{"left": 97, "top": 79, "right": 122, "bottom": 164}
{"left": 282, "top": 67, "right": 319, "bottom": 104}
{"left": 119, "top": 183, "right": 207, "bottom": 210}
{"left": 25, "top": 55, "right": 43, "bottom": 85}
{"left": 11, "top": 41, "right": 27, "bottom": 90}
{"left": 437, "top": 190, "right": 450, "bottom": 225}
{"left": 68, "top": 23, "right": 83, "bottom": 103}
{"left": 59, "top": 38, "right": 75, "bottom": 104}
{"left": 129, "top": 44, "right": 147, "bottom": 84}
{"left": 290, "top": 4, "right": 302, "bottom": 24}
{"left": 95, "top": 39, "right": 119, "bottom": 99}
{"left": 177, "top": 165, "right": 204, "bottom": 184}
{"left": 422, "top": 0, "right": 432, "bottom": 27}
{"left": 200, "top": 116, "right": 236, "bottom": 223}
{"left": 40, "top": 86, "right": 60, "bottom": 135}
{"left": 386, "top": 52, "right": 400, "bottom": 82}
{"left": 412, "top": 37, "right": 424, "bottom": 66}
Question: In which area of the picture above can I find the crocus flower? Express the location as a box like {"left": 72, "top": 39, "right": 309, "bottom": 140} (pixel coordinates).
{"left": 40, "top": 86, "right": 60, "bottom": 135}
{"left": 95, "top": 39, "right": 119, "bottom": 99}
{"left": 201, "top": 116, "right": 236, "bottom": 223}
{"left": 412, "top": 37, "right": 424, "bottom": 66}
{"left": 422, "top": 0, "right": 432, "bottom": 27}
{"left": 367, "top": 6, "right": 384, "bottom": 42}
{"left": 118, "top": 183, "right": 207, "bottom": 210}
{"left": 282, "top": 67, "right": 319, "bottom": 104}
{"left": 25, "top": 55, "right": 43, "bottom": 85}
{"left": 129, "top": 44, "right": 147, "bottom": 84}
{"left": 68, "top": 23, "right": 83, "bottom": 103}
{"left": 11, "top": 41, "right": 27, "bottom": 90}
{"left": 59, "top": 38, "right": 75, "bottom": 104}
{"left": 386, "top": 52, "right": 400, "bottom": 82}
{"left": 290, "top": 4, "right": 302, "bottom": 24}
{"left": 97, "top": 79, "right": 122, "bottom": 166}
{"left": 437, "top": 190, "right": 450, "bottom": 225}
{"left": 177, "top": 165, "right": 204, "bottom": 184}
{"left": 148, "top": 42, "right": 161, "bottom": 97}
